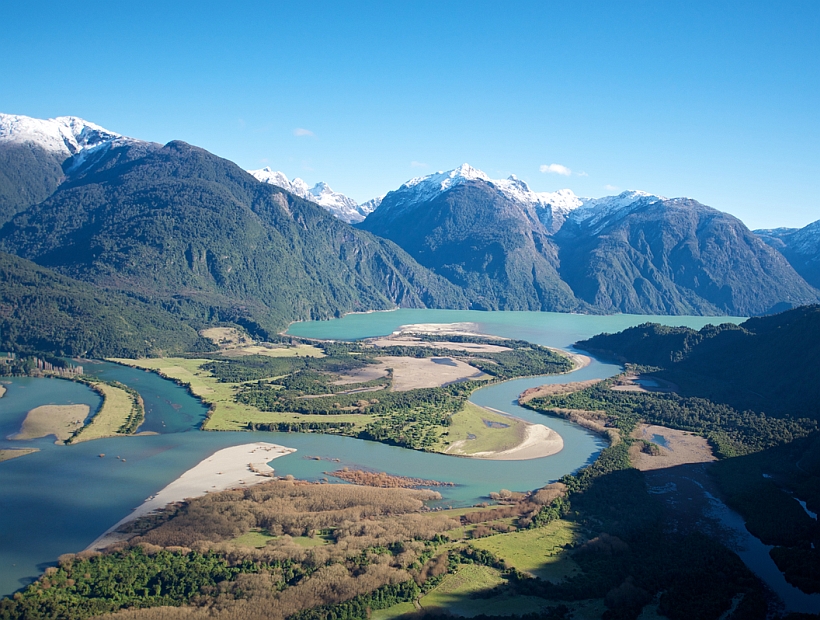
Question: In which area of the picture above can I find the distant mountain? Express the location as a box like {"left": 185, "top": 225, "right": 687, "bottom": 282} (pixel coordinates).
{"left": 0, "top": 140, "right": 468, "bottom": 337}
{"left": 556, "top": 197, "right": 820, "bottom": 316}
{"left": 755, "top": 220, "right": 820, "bottom": 289}
{"left": 360, "top": 164, "right": 817, "bottom": 315}
{"left": 0, "top": 250, "right": 208, "bottom": 357}
{"left": 576, "top": 304, "right": 820, "bottom": 420}
{"left": 0, "top": 113, "right": 142, "bottom": 225}
{"left": 358, "top": 164, "right": 584, "bottom": 311}
{"left": 249, "top": 167, "right": 377, "bottom": 224}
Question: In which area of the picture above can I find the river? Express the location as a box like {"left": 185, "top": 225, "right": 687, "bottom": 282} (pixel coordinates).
{"left": 0, "top": 311, "right": 740, "bottom": 596}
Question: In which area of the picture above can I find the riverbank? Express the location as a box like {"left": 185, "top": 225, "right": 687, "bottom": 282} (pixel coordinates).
{"left": 88, "top": 442, "right": 296, "bottom": 550}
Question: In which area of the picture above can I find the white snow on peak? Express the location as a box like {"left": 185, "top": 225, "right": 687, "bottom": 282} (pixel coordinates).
{"left": 0, "top": 113, "right": 129, "bottom": 160}
{"left": 790, "top": 219, "right": 820, "bottom": 255}
{"left": 567, "top": 189, "right": 665, "bottom": 234}
{"left": 248, "top": 167, "right": 374, "bottom": 224}
{"left": 387, "top": 163, "right": 587, "bottom": 232}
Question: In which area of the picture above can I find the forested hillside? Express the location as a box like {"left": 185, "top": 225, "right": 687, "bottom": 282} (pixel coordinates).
{"left": 359, "top": 181, "right": 582, "bottom": 312}
{"left": 0, "top": 251, "right": 209, "bottom": 357}
{"left": 0, "top": 140, "right": 469, "bottom": 338}
{"left": 555, "top": 198, "right": 819, "bottom": 316}
{"left": 576, "top": 305, "right": 820, "bottom": 419}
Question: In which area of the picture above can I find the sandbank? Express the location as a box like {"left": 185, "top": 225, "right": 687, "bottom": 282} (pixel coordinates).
{"left": 448, "top": 420, "right": 563, "bottom": 461}
{"left": 393, "top": 322, "right": 485, "bottom": 337}
{"left": 369, "top": 336, "right": 511, "bottom": 354}
{"left": 630, "top": 424, "right": 715, "bottom": 471}
{"left": 0, "top": 384, "right": 6, "bottom": 398}
{"left": 88, "top": 442, "right": 296, "bottom": 550}
{"left": 11, "top": 404, "right": 90, "bottom": 443}
{"left": 467, "top": 423, "right": 563, "bottom": 460}
{"left": 0, "top": 448, "right": 40, "bottom": 463}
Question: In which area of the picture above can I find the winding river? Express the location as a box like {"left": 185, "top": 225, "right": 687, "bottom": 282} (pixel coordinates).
{"left": 0, "top": 311, "right": 740, "bottom": 596}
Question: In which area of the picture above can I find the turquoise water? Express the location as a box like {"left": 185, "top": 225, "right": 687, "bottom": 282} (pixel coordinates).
{"left": 286, "top": 308, "right": 745, "bottom": 345}
{"left": 0, "top": 311, "right": 739, "bottom": 596}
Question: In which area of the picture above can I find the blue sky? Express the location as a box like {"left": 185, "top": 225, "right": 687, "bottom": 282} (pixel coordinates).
{"left": 2, "top": 1, "right": 818, "bottom": 228}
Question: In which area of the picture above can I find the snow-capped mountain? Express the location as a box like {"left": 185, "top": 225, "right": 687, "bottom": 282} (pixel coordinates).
{"left": 248, "top": 167, "right": 376, "bottom": 224}
{"left": 0, "top": 113, "right": 136, "bottom": 168}
{"left": 755, "top": 220, "right": 820, "bottom": 289}
{"left": 378, "top": 163, "right": 586, "bottom": 233}
{"left": 566, "top": 190, "right": 665, "bottom": 235}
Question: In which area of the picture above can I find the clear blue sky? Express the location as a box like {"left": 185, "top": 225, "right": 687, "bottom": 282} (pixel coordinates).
{"left": 2, "top": 1, "right": 818, "bottom": 228}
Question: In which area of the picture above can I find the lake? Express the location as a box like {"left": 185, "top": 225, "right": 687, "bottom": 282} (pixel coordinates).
{"left": 0, "top": 310, "right": 741, "bottom": 596}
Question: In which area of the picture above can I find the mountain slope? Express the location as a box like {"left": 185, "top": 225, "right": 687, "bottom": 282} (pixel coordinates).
{"left": 359, "top": 169, "right": 582, "bottom": 311}
{"left": 0, "top": 140, "right": 469, "bottom": 335}
{"left": 0, "top": 113, "right": 136, "bottom": 225}
{"left": 249, "top": 167, "right": 376, "bottom": 223}
{"left": 555, "top": 198, "right": 820, "bottom": 315}
{"left": 576, "top": 304, "right": 820, "bottom": 420}
{"left": 0, "top": 251, "right": 209, "bottom": 357}
{"left": 756, "top": 220, "right": 820, "bottom": 289}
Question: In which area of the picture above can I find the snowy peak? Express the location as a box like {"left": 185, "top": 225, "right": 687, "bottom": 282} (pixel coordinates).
{"left": 566, "top": 189, "right": 665, "bottom": 234}
{"left": 248, "top": 167, "right": 374, "bottom": 224}
{"left": 377, "top": 163, "right": 588, "bottom": 233}
{"left": 0, "top": 113, "right": 128, "bottom": 160}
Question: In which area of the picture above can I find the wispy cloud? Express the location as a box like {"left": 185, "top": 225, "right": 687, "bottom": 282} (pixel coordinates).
{"left": 576, "top": 171, "right": 588, "bottom": 177}
{"left": 410, "top": 161, "right": 428, "bottom": 168}
{"left": 293, "top": 128, "right": 315, "bottom": 137}
{"left": 604, "top": 184, "right": 620, "bottom": 192}
{"left": 540, "top": 163, "right": 572, "bottom": 176}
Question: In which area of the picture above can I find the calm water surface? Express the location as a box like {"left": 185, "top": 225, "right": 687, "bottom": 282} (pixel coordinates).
{"left": 0, "top": 311, "right": 742, "bottom": 596}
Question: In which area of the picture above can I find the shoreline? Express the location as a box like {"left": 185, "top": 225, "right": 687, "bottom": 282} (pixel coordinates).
{"left": 454, "top": 422, "right": 564, "bottom": 460}
{"left": 87, "top": 442, "right": 296, "bottom": 550}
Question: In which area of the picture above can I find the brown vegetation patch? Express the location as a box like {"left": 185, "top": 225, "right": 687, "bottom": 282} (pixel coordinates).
{"left": 610, "top": 374, "right": 678, "bottom": 394}
{"left": 518, "top": 379, "right": 602, "bottom": 404}
{"left": 327, "top": 469, "right": 455, "bottom": 488}
{"left": 629, "top": 424, "right": 716, "bottom": 471}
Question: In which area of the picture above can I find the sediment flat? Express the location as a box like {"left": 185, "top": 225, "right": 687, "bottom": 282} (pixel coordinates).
{"left": 88, "top": 442, "right": 296, "bottom": 550}
{"left": 467, "top": 423, "right": 563, "bottom": 460}
{"left": 11, "top": 404, "right": 90, "bottom": 443}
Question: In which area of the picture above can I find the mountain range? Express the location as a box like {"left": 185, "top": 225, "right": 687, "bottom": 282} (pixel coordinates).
{"left": 360, "top": 164, "right": 819, "bottom": 316}
{"left": 0, "top": 111, "right": 818, "bottom": 355}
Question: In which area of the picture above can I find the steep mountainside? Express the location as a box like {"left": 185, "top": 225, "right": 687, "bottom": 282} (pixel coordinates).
{"left": 0, "top": 140, "right": 468, "bottom": 335}
{"left": 756, "top": 221, "right": 820, "bottom": 289}
{"left": 555, "top": 198, "right": 820, "bottom": 316}
{"left": 249, "top": 167, "right": 376, "bottom": 223}
{"left": 0, "top": 251, "right": 209, "bottom": 357}
{"left": 0, "top": 113, "right": 137, "bottom": 225}
{"left": 576, "top": 304, "right": 820, "bottom": 419}
{"left": 359, "top": 174, "right": 581, "bottom": 311}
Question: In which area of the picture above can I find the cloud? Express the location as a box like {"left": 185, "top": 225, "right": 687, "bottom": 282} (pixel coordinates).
{"left": 576, "top": 171, "right": 588, "bottom": 177}
{"left": 410, "top": 161, "right": 428, "bottom": 168}
{"left": 540, "top": 163, "right": 572, "bottom": 176}
{"left": 293, "top": 128, "right": 315, "bottom": 137}
{"left": 604, "top": 184, "right": 620, "bottom": 192}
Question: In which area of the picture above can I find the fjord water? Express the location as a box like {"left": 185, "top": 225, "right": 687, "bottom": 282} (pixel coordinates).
{"left": 0, "top": 311, "right": 741, "bottom": 596}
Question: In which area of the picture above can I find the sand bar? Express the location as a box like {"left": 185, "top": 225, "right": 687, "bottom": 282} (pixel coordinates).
{"left": 467, "top": 424, "right": 563, "bottom": 460}
{"left": 11, "top": 404, "right": 90, "bottom": 443}
{"left": 88, "top": 442, "right": 296, "bottom": 550}
{"left": 393, "top": 322, "right": 485, "bottom": 337}
{"left": 0, "top": 448, "right": 40, "bottom": 463}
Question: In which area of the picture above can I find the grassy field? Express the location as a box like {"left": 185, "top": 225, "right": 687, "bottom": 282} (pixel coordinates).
{"left": 370, "top": 601, "right": 417, "bottom": 619}
{"left": 470, "top": 519, "right": 580, "bottom": 581}
{"left": 230, "top": 530, "right": 276, "bottom": 548}
{"left": 442, "top": 401, "right": 527, "bottom": 455}
{"left": 109, "top": 357, "right": 375, "bottom": 432}
{"left": 0, "top": 448, "right": 39, "bottom": 463}
{"left": 72, "top": 382, "right": 141, "bottom": 442}
{"left": 419, "top": 564, "right": 547, "bottom": 617}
